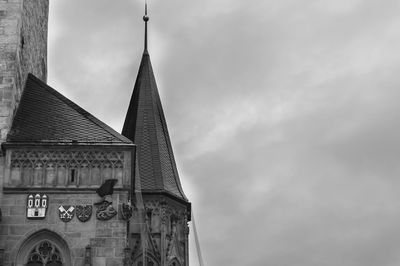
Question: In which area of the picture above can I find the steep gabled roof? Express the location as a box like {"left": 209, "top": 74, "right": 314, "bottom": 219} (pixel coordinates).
{"left": 122, "top": 52, "right": 188, "bottom": 201}
{"left": 7, "top": 73, "right": 132, "bottom": 144}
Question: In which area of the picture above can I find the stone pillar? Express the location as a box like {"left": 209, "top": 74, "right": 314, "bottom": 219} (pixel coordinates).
{"left": 160, "top": 201, "right": 167, "bottom": 266}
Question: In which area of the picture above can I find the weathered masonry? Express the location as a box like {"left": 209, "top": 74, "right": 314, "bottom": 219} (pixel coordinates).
{"left": 0, "top": 1, "right": 191, "bottom": 266}
{"left": 1, "top": 74, "right": 135, "bottom": 266}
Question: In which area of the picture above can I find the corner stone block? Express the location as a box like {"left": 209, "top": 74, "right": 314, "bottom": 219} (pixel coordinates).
{"left": 112, "top": 229, "right": 126, "bottom": 238}
{"left": 9, "top": 224, "right": 31, "bottom": 235}
{"left": 0, "top": 225, "right": 9, "bottom": 235}
{"left": 106, "top": 258, "right": 123, "bottom": 266}
{"left": 95, "top": 247, "right": 114, "bottom": 257}
{"left": 90, "top": 237, "right": 107, "bottom": 247}
{"left": 114, "top": 247, "right": 125, "bottom": 258}
{"left": 92, "top": 257, "right": 106, "bottom": 266}
{"left": 0, "top": 106, "right": 9, "bottom": 116}
{"left": 72, "top": 247, "right": 84, "bottom": 258}
{"left": 96, "top": 228, "right": 112, "bottom": 238}
{"left": 1, "top": 215, "right": 24, "bottom": 224}
{"left": 10, "top": 205, "right": 25, "bottom": 215}
{"left": 74, "top": 257, "right": 85, "bottom": 266}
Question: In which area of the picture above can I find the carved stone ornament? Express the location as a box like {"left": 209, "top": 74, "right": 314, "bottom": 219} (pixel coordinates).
{"left": 76, "top": 205, "right": 93, "bottom": 222}
{"left": 26, "top": 194, "right": 48, "bottom": 219}
{"left": 58, "top": 205, "right": 75, "bottom": 222}
{"left": 121, "top": 203, "right": 133, "bottom": 221}
{"left": 94, "top": 179, "right": 118, "bottom": 221}
{"left": 26, "top": 241, "right": 62, "bottom": 265}
{"left": 95, "top": 201, "right": 117, "bottom": 221}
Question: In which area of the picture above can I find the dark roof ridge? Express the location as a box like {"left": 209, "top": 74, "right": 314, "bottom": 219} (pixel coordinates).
{"left": 25, "top": 73, "right": 132, "bottom": 144}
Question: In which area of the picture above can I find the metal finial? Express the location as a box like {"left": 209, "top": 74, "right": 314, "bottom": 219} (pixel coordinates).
{"left": 143, "top": 1, "right": 149, "bottom": 52}
{"left": 143, "top": 1, "right": 149, "bottom": 21}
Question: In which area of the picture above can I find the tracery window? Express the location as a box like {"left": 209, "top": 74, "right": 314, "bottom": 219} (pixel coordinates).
{"left": 136, "top": 256, "right": 158, "bottom": 266}
{"left": 26, "top": 241, "right": 63, "bottom": 266}
{"left": 137, "top": 259, "right": 155, "bottom": 266}
{"left": 169, "top": 258, "right": 181, "bottom": 266}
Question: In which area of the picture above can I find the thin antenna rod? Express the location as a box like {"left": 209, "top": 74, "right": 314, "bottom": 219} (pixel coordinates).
{"left": 192, "top": 211, "right": 205, "bottom": 266}
{"left": 143, "top": 0, "right": 149, "bottom": 52}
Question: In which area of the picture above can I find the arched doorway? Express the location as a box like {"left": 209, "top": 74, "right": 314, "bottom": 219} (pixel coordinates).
{"left": 15, "top": 229, "right": 72, "bottom": 266}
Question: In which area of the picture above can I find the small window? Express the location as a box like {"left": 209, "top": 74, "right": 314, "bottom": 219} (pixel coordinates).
{"left": 70, "top": 169, "right": 76, "bottom": 183}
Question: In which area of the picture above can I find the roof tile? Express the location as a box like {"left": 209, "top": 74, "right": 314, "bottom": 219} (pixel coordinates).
{"left": 122, "top": 52, "right": 188, "bottom": 201}
{"left": 7, "top": 73, "right": 132, "bottom": 144}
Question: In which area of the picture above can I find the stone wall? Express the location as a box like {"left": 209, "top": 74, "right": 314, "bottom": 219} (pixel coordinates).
{"left": 129, "top": 195, "right": 190, "bottom": 266}
{"left": 0, "top": 0, "right": 48, "bottom": 141}
{"left": 0, "top": 192, "right": 129, "bottom": 266}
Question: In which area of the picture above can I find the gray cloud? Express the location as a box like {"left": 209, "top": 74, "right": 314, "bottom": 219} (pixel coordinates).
{"left": 48, "top": 0, "right": 400, "bottom": 265}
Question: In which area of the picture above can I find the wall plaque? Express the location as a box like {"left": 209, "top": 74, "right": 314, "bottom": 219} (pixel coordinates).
{"left": 76, "top": 205, "right": 92, "bottom": 222}
{"left": 26, "top": 194, "right": 48, "bottom": 219}
{"left": 121, "top": 203, "right": 133, "bottom": 221}
{"left": 58, "top": 205, "right": 75, "bottom": 222}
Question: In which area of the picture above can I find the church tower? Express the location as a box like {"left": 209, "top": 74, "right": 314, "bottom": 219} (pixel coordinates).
{"left": 0, "top": 2, "right": 191, "bottom": 266}
{"left": 122, "top": 5, "right": 191, "bottom": 266}
{"left": 0, "top": 0, "right": 48, "bottom": 141}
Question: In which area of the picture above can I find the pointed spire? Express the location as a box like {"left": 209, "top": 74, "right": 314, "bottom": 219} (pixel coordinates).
{"left": 143, "top": 0, "right": 149, "bottom": 53}
{"left": 121, "top": 2, "right": 189, "bottom": 203}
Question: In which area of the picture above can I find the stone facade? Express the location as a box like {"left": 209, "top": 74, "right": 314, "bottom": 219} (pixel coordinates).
{"left": 1, "top": 192, "right": 128, "bottom": 265}
{"left": 0, "top": 145, "right": 134, "bottom": 266}
{"left": 0, "top": 0, "right": 48, "bottom": 141}
{"left": 0, "top": 2, "right": 50, "bottom": 264}
{"left": 129, "top": 195, "right": 190, "bottom": 266}
{"left": 5, "top": 149, "right": 130, "bottom": 188}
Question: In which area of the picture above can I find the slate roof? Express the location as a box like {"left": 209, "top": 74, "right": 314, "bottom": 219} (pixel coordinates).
{"left": 7, "top": 73, "right": 132, "bottom": 144}
{"left": 122, "top": 51, "right": 188, "bottom": 201}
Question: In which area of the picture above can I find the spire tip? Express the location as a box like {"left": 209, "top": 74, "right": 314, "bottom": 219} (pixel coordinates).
{"left": 143, "top": 1, "right": 149, "bottom": 51}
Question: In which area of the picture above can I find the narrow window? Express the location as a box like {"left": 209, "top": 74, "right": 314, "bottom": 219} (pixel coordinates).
{"left": 70, "top": 169, "right": 76, "bottom": 183}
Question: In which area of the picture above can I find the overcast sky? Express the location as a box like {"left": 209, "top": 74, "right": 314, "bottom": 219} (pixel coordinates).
{"left": 48, "top": 1, "right": 400, "bottom": 265}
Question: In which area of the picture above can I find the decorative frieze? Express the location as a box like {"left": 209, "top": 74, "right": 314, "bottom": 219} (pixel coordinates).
{"left": 6, "top": 149, "right": 129, "bottom": 188}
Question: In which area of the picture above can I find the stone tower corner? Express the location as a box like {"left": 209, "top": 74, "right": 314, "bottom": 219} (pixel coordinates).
{"left": 0, "top": 0, "right": 49, "bottom": 142}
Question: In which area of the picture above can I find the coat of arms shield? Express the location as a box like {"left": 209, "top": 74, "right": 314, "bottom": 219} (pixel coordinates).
{"left": 121, "top": 203, "right": 133, "bottom": 221}
{"left": 58, "top": 205, "right": 75, "bottom": 222}
{"left": 76, "top": 205, "right": 92, "bottom": 222}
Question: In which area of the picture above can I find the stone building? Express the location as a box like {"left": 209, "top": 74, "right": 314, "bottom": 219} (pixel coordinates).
{"left": 0, "top": 1, "right": 191, "bottom": 266}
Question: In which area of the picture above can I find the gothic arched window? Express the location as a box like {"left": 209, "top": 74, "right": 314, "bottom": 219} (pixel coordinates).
{"left": 26, "top": 241, "right": 62, "bottom": 266}
{"left": 16, "top": 229, "right": 71, "bottom": 266}
{"left": 135, "top": 254, "right": 159, "bottom": 266}
{"left": 136, "top": 259, "right": 156, "bottom": 266}
{"left": 168, "top": 258, "right": 181, "bottom": 266}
